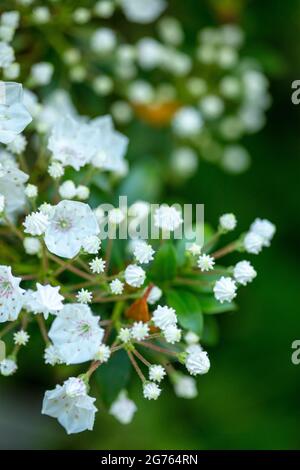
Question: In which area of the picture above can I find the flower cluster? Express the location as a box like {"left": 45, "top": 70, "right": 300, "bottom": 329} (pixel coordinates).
{"left": 0, "top": 1, "right": 275, "bottom": 436}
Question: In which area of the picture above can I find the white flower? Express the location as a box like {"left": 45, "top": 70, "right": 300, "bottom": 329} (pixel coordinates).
{"left": 154, "top": 205, "right": 183, "bottom": 231}
{"left": 187, "top": 243, "right": 202, "bottom": 256}
{"left": 244, "top": 231, "right": 264, "bottom": 255}
{"left": 32, "top": 7, "right": 50, "bottom": 24}
{"left": 0, "top": 82, "right": 32, "bottom": 144}
{"left": 48, "top": 304, "right": 104, "bottom": 364}
{"left": 0, "top": 358, "right": 17, "bottom": 376}
{"left": 197, "top": 254, "right": 215, "bottom": 271}
{"left": 121, "top": 0, "right": 166, "bottom": 24}
{"left": 184, "top": 331, "right": 200, "bottom": 345}
{"left": 147, "top": 285, "right": 162, "bottom": 305}
{"left": 94, "top": 344, "right": 111, "bottom": 363}
{"left": 185, "top": 349, "right": 210, "bottom": 376}
{"left": 44, "top": 200, "right": 99, "bottom": 259}
{"left": 214, "top": 276, "right": 237, "bottom": 303}
{"left": 109, "top": 391, "right": 137, "bottom": 424}
{"left": 39, "top": 202, "right": 55, "bottom": 217}
{"left": 89, "top": 257, "right": 106, "bottom": 274}
{"left": 47, "top": 116, "right": 95, "bottom": 171}
{"left": 131, "top": 321, "right": 149, "bottom": 341}
{"left": 128, "top": 80, "right": 154, "bottom": 104}
{"left": 0, "top": 154, "right": 28, "bottom": 217}
{"left": 82, "top": 235, "right": 101, "bottom": 254}
{"left": 136, "top": 38, "right": 163, "bottom": 70}
{"left": 233, "top": 260, "right": 257, "bottom": 286}
{"left": 28, "top": 283, "right": 64, "bottom": 319}
{"left": 23, "top": 211, "right": 49, "bottom": 236}
{"left": 73, "top": 7, "right": 91, "bottom": 24}
{"left": 24, "top": 183, "right": 37, "bottom": 198}
{"left": 0, "top": 265, "right": 24, "bottom": 323}
{"left": 94, "top": 1, "right": 115, "bottom": 18}
{"left": 0, "top": 194, "right": 5, "bottom": 212}
{"left": 13, "top": 330, "right": 30, "bottom": 346}
{"left": 200, "top": 95, "right": 224, "bottom": 119}
{"left": 91, "top": 28, "right": 116, "bottom": 54}
{"left": 133, "top": 241, "right": 155, "bottom": 264}
{"left": 219, "top": 213, "right": 237, "bottom": 232}
{"left": 149, "top": 365, "right": 166, "bottom": 382}
{"left": 250, "top": 218, "right": 276, "bottom": 247}
{"left": 44, "top": 345, "right": 63, "bottom": 365}
{"left": 89, "top": 116, "right": 128, "bottom": 173}
{"left": 172, "top": 107, "right": 203, "bottom": 137}
{"left": 30, "top": 62, "right": 53, "bottom": 85}
{"left": 7, "top": 134, "right": 27, "bottom": 154}
{"left": 174, "top": 375, "right": 198, "bottom": 399}
{"left": 76, "top": 289, "right": 93, "bottom": 304}
{"left": 152, "top": 305, "right": 177, "bottom": 330}
{"left": 48, "top": 161, "right": 64, "bottom": 179}
{"left": 76, "top": 185, "right": 90, "bottom": 200}
{"left": 58, "top": 180, "right": 77, "bottom": 199}
{"left": 125, "top": 264, "right": 146, "bottom": 288}
{"left": 171, "top": 147, "right": 198, "bottom": 178}
{"left": 118, "top": 327, "right": 132, "bottom": 343}
{"left": 163, "top": 324, "right": 182, "bottom": 344}
{"left": 143, "top": 382, "right": 161, "bottom": 400}
{"left": 110, "top": 279, "right": 124, "bottom": 295}
{"left": 1, "top": 11, "right": 20, "bottom": 28}
{"left": 42, "top": 377, "right": 97, "bottom": 434}
{"left": 0, "top": 42, "right": 14, "bottom": 68}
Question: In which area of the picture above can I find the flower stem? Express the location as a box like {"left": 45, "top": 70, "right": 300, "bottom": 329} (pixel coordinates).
{"left": 133, "top": 348, "right": 151, "bottom": 367}
{"left": 127, "top": 350, "right": 146, "bottom": 382}
{"left": 211, "top": 241, "right": 240, "bottom": 259}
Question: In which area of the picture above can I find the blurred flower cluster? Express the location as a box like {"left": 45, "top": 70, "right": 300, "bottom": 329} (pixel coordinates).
{"left": 0, "top": 1, "right": 275, "bottom": 435}
{"left": 0, "top": 0, "right": 270, "bottom": 182}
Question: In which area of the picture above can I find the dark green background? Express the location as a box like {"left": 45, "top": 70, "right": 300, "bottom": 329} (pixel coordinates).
{"left": 0, "top": 0, "right": 300, "bottom": 449}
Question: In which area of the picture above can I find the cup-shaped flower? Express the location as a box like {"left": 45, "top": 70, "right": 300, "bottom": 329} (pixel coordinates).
{"left": 0, "top": 265, "right": 24, "bottom": 322}
{"left": 48, "top": 303, "right": 104, "bottom": 364}
{"left": 42, "top": 377, "right": 97, "bottom": 434}
{"left": 44, "top": 200, "right": 100, "bottom": 258}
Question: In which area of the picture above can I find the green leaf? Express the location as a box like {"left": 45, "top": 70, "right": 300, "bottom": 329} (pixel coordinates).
{"left": 199, "top": 295, "right": 237, "bottom": 314}
{"left": 148, "top": 242, "right": 177, "bottom": 283}
{"left": 166, "top": 289, "right": 203, "bottom": 335}
{"left": 95, "top": 349, "right": 131, "bottom": 406}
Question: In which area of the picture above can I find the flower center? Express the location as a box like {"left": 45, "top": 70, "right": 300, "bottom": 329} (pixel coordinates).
{"left": 0, "top": 278, "right": 13, "bottom": 298}
{"left": 55, "top": 217, "right": 72, "bottom": 232}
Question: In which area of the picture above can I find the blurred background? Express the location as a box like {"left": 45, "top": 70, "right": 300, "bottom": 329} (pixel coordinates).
{"left": 1, "top": 0, "right": 300, "bottom": 449}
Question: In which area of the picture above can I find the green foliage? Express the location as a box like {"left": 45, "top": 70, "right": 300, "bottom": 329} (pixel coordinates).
{"left": 148, "top": 242, "right": 177, "bottom": 283}
{"left": 166, "top": 289, "right": 203, "bottom": 336}
{"left": 95, "top": 349, "right": 132, "bottom": 406}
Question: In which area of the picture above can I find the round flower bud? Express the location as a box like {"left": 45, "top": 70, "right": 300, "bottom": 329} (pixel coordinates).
{"left": 58, "top": 180, "right": 77, "bottom": 199}
{"left": 143, "top": 382, "right": 161, "bottom": 400}
{"left": 23, "top": 236, "right": 41, "bottom": 255}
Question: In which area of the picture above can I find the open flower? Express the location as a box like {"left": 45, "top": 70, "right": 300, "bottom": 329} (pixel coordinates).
{"left": 48, "top": 116, "right": 95, "bottom": 170}
{"left": 42, "top": 377, "right": 97, "bottom": 434}
{"left": 44, "top": 200, "right": 100, "bottom": 258}
{"left": 0, "top": 265, "right": 24, "bottom": 323}
{"left": 0, "top": 81, "right": 32, "bottom": 144}
{"left": 109, "top": 391, "right": 137, "bottom": 424}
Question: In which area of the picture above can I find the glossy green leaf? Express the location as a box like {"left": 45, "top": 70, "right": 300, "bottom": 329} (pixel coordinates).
{"left": 166, "top": 289, "right": 203, "bottom": 335}
{"left": 95, "top": 349, "right": 131, "bottom": 406}
{"left": 148, "top": 242, "right": 177, "bottom": 283}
